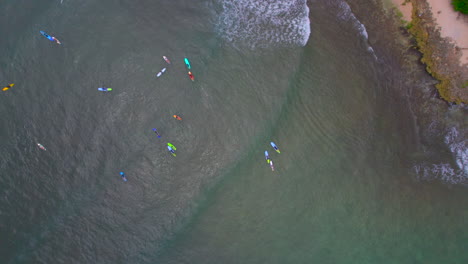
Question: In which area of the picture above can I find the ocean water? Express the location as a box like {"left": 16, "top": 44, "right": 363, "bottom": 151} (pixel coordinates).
{"left": 0, "top": 0, "right": 466, "bottom": 263}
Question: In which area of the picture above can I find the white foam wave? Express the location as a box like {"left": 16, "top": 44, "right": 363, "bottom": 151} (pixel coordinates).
{"left": 414, "top": 125, "right": 468, "bottom": 185}
{"left": 444, "top": 126, "right": 467, "bottom": 175}
{"left": 215, "top": 0, "right": 310, "bottom": 49}
{"left": 335, "top": 1, "right": 377, "bottom": 59}
{"left": 414, "top": 163, "right": 467, "bottom": 185}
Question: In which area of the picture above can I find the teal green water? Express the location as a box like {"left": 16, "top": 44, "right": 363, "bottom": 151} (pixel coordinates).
{"left": 157, "top": 40, "right": 467, "bottom": 264}
{"left": 156, "top": 1, "right": 468, "bottom": 263}
{"left": 0, "top": 0, "right": 466, "bottom": 263}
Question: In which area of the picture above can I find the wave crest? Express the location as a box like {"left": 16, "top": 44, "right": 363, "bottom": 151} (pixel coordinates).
{"left": 215, "top": 0, "right": 310, "bottom": 49}
{"left": 414, "top": 125, "right": 468, "bottom": 185}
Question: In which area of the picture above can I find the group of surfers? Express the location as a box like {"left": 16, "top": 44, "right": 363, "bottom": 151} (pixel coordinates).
{"left": 3, "top": 30, "right": 281, "bottom": 182}
{"left": 157, "top": 55, "right": 195, "bottom": 81}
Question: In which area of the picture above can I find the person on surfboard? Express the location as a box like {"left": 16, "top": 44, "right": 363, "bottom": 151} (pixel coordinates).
{"left": 120, "top": 172, "right": 128, "bottom": 182}
{"left": 167, "top": 146, "right": 176, "bottom": 156}
{"left": 152, "top": 128, "right": 162, "bottom": 138}
{"left": 167, "top": 143, "right": 177, "bottom": 156}
{"left": 2, "top": 83, "right": 14, "bottom": 91}
{"left": 37, "top": 143, "right": 47, "bottom": 151}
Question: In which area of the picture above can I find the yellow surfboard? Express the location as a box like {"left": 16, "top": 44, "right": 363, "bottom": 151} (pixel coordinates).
{"left": 2, "top": 83, "right": 14, "bottom": 91}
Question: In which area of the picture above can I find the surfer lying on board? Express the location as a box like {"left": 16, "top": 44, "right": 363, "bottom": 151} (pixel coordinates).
{"left": 270, "top": 142, "right": 280, "bottom": 153}
{"left": 98, "top": 87, "right": 112, "bottom": 92}
{"left": 120, "top": 172, "right": 128, "bottom": 182}
{"left": 265, "top": 151, "right": 271, "bottom": 163}
{"left": 40, "top": 31, "right": 61, "bottom": 44}
{"left": 37, "top": 143, "right": 47, "bottom": 151}
{"left": 173, "top": 115, "right": 182, "bottom": 120}
{"left": 188, "top": 72, "right": 194, "bottom": 81}
{"left": 156, "top": 68, "right": 166, "bottom": 78}
{"left": 152, "top": 128, "right": 161, "bottom": 138}
{"left": 167, "top": 146, "right": 176, "bottom": 156}
{"left": 2, "top": 83, "right": 14, "bottom": 91}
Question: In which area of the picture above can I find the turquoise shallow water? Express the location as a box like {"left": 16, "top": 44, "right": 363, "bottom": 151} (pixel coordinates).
{"left": 0, "top": 0, "right": 466, "bottom": 263}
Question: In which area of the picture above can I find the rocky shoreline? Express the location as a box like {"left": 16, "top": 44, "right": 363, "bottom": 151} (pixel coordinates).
{"left": 393, "top": 0, "right": 468, "bottom": 104}
{"left": 346, "top": 0, "right": 467, "bottom": 184}
{"left": 409, "top": 0, "right": 468, "bottom": 104}
{"left": 387, "top": 0, "right": 468, "bottom": 183}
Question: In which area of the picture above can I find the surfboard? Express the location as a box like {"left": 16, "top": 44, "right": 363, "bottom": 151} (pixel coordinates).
{"left": 157, "top": 68, "right": 167, "bottom": 77}
{"left": 98, "top": 88, "right": 112, "bottom": 92}
{"left": 184, "top": 58, "right": 191, "bottom": 69}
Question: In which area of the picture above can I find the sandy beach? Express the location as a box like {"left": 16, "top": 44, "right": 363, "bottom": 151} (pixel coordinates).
{"left": 428, "top": 0, "right": 468, "bottom": 64}
{"left": 392, "top": 0, "right": 468, "bottom": 65}
{"left": 391, "top": 0, "right": 413, "bottom": 22}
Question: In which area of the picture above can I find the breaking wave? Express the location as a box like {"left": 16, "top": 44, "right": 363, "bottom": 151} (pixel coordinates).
{"left": 414, "top": 125, "right": 468, "bottom": 185}
{"left": 334, "top": 0, "right": 377, "bottom": 59}
{"left": 214, "top": 0, "right": 310, "bottom": 49}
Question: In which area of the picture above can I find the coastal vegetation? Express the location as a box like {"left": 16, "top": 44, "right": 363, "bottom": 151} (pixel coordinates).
{"left": 409, "top": 25, "right": 453, "bottom": 102}
{"left": 394, "top": 8, "right": 410, "bottom": 28}
{"left": 388, "top": 0, "right": 466, "bottom": 103}
{"left": 408, "top": 1, "right": 466, "bottom": 104}
{"left": 405, "top": 22, "right": 413, "bottom": 30}
{"left": 452, "top": 0, "right": 468, "bottom": 14}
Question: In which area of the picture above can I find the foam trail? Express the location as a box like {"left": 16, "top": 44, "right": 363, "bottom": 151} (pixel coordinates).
{"left": 215, "top": 0, "right": 310, "bottom": 49}
{"left": 444, "top": 126, "right": 467, "bottom": 175}
{"left": 335, "top": 1, "right": 377, "bottom": 59}
{"left": 414, "top": 125, "right": 468, "bottom": 185}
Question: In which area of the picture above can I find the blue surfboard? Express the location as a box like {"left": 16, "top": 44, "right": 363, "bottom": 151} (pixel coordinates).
{"left": 120, "top": 172, "right": 128, "bottom": 182}
{"left": 98, "top": 88, "right": 112, "bottom": 92}
{"left": 152, "top": 128, "right": 161, "bottom": 138}
{"left": 40, "top": 31, "right": 54, "bottom": 41}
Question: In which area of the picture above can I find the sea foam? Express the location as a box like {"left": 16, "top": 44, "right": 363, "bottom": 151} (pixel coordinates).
{"left": 335, "top": 1, "right": 377, "bottom": 59}
{"left": 414, "top": 125, "right": 468, "bottom": 185}
{"left": 215, "top": 0, "right": 310, "bottom": 49}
